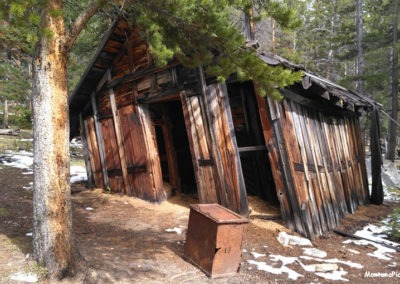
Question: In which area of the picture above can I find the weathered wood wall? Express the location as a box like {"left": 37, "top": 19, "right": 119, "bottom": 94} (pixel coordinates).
{"left": 257, "top": 92, "right": 369, "bottom": 238}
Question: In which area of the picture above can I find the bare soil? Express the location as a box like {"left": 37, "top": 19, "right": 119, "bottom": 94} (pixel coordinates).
{"left": 0, "top": 166, "right": 399, "bottom": 283}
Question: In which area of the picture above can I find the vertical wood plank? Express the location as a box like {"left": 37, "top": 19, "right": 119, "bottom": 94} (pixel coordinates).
{"left": 205, "top": 83, "right": 249, "bottom": 215}
{"left": 79, "top": 113, "right": 94, "bottom": 188}
{"left": 137, "top": 104, "right": 165, "bottom": 201}
{"left": 181, "top": 92, "right": 220, "bottom": 204}
{"left": 90, "top": 92, "right": 109, "bottom": 188}
{"left": 108, "top": 71, "right": 130, "bottom": 194}
{"left": 255, "top": 93, "right": 296, "bottom": 230}
{"left": 85, "top": 116, "right": 104, "bottom": 188}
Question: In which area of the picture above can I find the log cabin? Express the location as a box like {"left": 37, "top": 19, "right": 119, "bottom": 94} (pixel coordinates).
{"left": 68, "top": 19, "right": 382, "bottom": 238}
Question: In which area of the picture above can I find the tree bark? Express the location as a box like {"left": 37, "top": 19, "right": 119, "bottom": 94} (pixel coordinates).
{"left": 32, "top": 0, "right": 72, "bottom": 279}
{"left": 386, "top": 0, "right": 399, "bottom": 161}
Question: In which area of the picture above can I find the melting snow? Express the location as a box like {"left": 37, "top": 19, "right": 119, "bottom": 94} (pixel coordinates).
{"left": 302, "top": 247, "right": 327, "bottom": 258}
{"left": 165, "top": 226, "right": 184, "bottom": 234}
{"left": 315, "top": 269, "right": 349, "bottom": 281}
{"left": 70, "top": 166, "right": 87, "bottom": 183}
{"left": 0, "top": 151, "right": 33, "bottom": 169}
{"left": 9, "top": 272, "right": 38, "bottom": 283}
{"left": 347, "top": 249, "right": 360, "bottom": 254}
{"left": 70, "top": 138, "right": 83, "bottom": 148}
{"left": 269, "top": 255, "right": 298, "bottom": 265}
{"left": 251, "top": 252, "right": 266, "bottom": 259}
{"left": 342, "top": 223, "right": 399, "bottom": 261}
{"left": 277, "top": 232, "right": 312, "bottom": 247}
{"left": 247, "top": 259, "right": 303, "bottom": 280}
{"left": 299, "top": 256, "right": 363, "bottom": 269}
{"left": 85, "top": 207, "right": 94, "bottom": 211}
{"left": 343, "top": 239, "right": 396, "bottom": 260}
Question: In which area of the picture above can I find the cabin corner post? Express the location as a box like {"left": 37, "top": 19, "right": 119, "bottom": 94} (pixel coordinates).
{"left": 107, "top": 70, "right": 130, "bottom": 195}
{"left": 90, "top": 91, "right": 109, "bottom": 188}
{"left": 79, "top": 112, "right": 94, "bottom": 188}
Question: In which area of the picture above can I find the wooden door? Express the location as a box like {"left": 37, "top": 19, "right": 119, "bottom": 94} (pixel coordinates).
{"left": 181, "top": 92, "right": 220, "bottom": 204}
{"left": 181, "top": 83, "right": 249, "bottom": 216}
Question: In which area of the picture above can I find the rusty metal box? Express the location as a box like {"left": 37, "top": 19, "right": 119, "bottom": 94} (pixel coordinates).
{"left": 184, "top": 203, "right": 249, "bottom": 278}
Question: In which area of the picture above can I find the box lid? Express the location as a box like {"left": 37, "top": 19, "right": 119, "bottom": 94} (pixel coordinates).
{"left": 189, "top": 204, "right": 249, "bottom": 224}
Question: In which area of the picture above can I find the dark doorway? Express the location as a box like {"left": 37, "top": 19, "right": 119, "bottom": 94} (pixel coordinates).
{"left": 149, "top": 101, "right": 197, "bottom": 196}
{"left": 227, "top": 81, "right": 279, "bottom": 206}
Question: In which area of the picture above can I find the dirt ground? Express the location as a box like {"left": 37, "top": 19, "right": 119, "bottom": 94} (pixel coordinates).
{"left": 0, "top": 166, "right": 399, "bottom": 283}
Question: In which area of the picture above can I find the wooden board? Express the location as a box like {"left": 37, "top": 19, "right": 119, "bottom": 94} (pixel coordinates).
{"left": 181, "top": 91, "right": 220, "bottom": 204}
{"left": 84, "top": 116, "right": 104, "bottom": 188}
{"left": 204, "top": 83, "right": 249, "bottom": 216}
{"left": 118, "top": 104, "right": 165, "bottom": 201}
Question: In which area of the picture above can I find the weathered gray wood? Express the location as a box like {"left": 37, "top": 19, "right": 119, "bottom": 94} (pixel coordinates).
{"left": 255, "top": 93, "right": 296, "bottom": 230}
{"left": 79, "top": 113, "right": 94, "bottom": 188}
{"left": 204, "top": 82, "right": 249, "bottom": 216}
{"left": 181, "top": 91, "right": 220, "bottom": 204}
{"left": 90, "top": 92, "right": 109, "bottom": 187}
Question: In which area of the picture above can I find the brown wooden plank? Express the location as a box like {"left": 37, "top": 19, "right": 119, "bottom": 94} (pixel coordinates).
{"left": 79, "top": 113, "right": 94, "bottom": 188}
{"left": 181, "top": 91, "right": 220, "bottom": 204}
{"left": 85, "top": 116, "right": 104, "bottom": 188}
{"left": 307, "top": 109, "right": 341, "bottom": 228}
{"left": 255, "top": 93, "right": 296, "bottom": 230}
{"left": 289, "top": 101, "right": 324, "bottom": 235}
{"left": 204, "top": 83, "right": 249, "bottom": 216}
{"left": 109, "top": 78, "right": 130, "bottom": 195}
{"left": 90, "top": 92, "right": 109, "bottom": 188}
{"left": 137, "top": 104, "right": 164, "bottom": 201}
{"left": 263, "top": 98, "right": 307, "bottom": 236}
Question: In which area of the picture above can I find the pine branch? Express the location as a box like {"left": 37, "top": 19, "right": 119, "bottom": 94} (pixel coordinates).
{"left": 64, "top": 1, "right": 103, "bottom": 52}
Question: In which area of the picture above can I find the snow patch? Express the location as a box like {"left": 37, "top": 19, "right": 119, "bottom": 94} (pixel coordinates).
{"left": 277, "top": 232, "right": 312, "bottom": 247}
{"left": 70, "top": 166, "right": 87, "bottom": 183}
{"left": 315, "top": 269, "right": 349, "bottom": 281}
{"left": 70, "top": 138, "right": 83, "bottom": 148}
{"left": 302, "top": 247, "right": 327, "bottom": 258}
{"left": 247, "top": 259, "right": 303, "bottom": 280}
{"left": 85, "top": 207, "right": 94, "bottom": 211}
{"left": 251, "top": 252, "right": 266, "bottom": 259}
{"left": 0, "top": 151, "right": 33, "bottom": 169}
{"left": 9, "top": 272, "right": 38, "bottom": 283}
{"left": 343, "top": 239, "right": 395, "bottom": 260}
{"left": 342, "top": 223, "right": 399, "bottom": 261}
{"left": 165, "top": 226, "right": 184, "bottom": 234}
{"left": 299, "top": 256, "right": 363, "bottom": 269}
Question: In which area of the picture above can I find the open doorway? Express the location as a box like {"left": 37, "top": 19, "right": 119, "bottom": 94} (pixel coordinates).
{"left": 149, "top": 101, "right": 197, "bottom": 197}
{"left": 227, "top": 81, "right": 279, "bottom": 209}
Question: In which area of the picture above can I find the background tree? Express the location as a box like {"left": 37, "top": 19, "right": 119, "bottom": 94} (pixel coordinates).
{"left": 0, "top": 5, "right": 34, "bottom": 129}
{"left": 386, "top": 0, "right": 399, "bottom": 161}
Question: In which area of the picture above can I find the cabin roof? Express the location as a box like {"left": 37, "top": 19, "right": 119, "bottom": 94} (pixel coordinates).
{"left": 68, "top": 18, "right": 378, "bottom": 135}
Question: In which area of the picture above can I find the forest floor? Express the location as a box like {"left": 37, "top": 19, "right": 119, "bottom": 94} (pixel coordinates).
{"left": 0, "top": 133, "right": 399, "bottom": 283}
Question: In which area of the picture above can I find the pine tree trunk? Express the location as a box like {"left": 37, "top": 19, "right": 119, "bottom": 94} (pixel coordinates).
{"left": 32, "top": 0, "right": 73, "bottom": 279}
{"left": 356, "top": 0, "right": 365, "bottom": 97}
{"left": 2, "top": 99, "right": 8, "bottom": 129}
{"left": 386, "top": 0, "right": 399, "bottom": 161}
